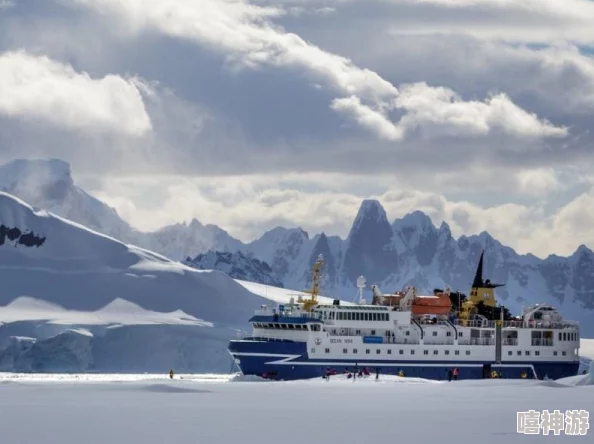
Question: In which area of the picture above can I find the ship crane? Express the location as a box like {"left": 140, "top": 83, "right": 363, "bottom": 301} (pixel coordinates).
{"left": 299, "top": 254, "right": 324, "bottom": 312}
{"left": 399, "top": 286, "right": 417, "bottom": 311}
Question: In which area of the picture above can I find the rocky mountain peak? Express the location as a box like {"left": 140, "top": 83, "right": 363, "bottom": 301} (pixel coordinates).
{"left": 349, "top": 199, "right": 389, "bottom": 235}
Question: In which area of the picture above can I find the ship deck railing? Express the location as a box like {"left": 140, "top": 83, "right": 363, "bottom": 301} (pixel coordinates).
{"left": 253, "top": 309, "right": 321, "bottom": 320}
{"left": 234, "top": 334, "right": 296, "bottom": 342}
{"left": 454, "top": 319, "right": 579, "bottom": 330}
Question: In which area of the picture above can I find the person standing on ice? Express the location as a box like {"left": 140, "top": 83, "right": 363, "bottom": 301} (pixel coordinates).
{"left": 169, "top": 369, "right": 174, "bottom": 379}
{"left": 447, "top": 369, "right": 453, "bottom": 382}
{"left": 452, "top": 367, "right": 458, "bottom": 380}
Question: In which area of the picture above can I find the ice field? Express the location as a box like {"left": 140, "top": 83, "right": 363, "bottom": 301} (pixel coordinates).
{"left": 1, "top": 370, "right": 593, "bottom": 444}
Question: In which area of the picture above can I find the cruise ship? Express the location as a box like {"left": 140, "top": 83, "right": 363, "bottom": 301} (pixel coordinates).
{"left": 228, "top": 252, "right": 581, "bottom": 381}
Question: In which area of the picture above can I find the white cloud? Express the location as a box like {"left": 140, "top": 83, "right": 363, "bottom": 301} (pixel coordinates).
{"left": 0, "top": 51, "right": 151, "bottom": 136}
{"left": 383, "top": 0, "right": 594, "bottom": 44}
{"left": 67, "top": 0, "right": 564, "bottom": 141}
{"left": 515, "top": 168, "right": 561, "bottom": 197}
{"left": 86, "top": 171, "right": 593, "bottom": 258}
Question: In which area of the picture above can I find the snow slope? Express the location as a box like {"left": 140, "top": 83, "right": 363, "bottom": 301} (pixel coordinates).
{"left": 0, "top": 376, "right": 592, "bottom": 444}
{"left": 0, "top": 192, "right": 272, "bottom": 372}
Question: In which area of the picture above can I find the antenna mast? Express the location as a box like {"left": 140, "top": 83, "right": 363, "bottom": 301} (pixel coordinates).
{"left": 356, "top": 276, "right": 367, "bottom": 305}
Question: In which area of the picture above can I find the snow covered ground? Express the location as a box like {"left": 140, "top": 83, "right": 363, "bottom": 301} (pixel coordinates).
{"left": 0, "top": 372, "right": 592, "bottom": 443}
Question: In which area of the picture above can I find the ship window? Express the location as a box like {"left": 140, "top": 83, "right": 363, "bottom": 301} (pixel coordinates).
{"left": 525, "top": 351, "right": 530, "bottom": 356}
{"left": 282, "top": 324, "right": 288, "bottom": 329}
{"left": 376, "top": 349, "right": 381, "bottom": 354}
{"left": 459, "top": 332, "right": 463, "bottom": 337}
{"left": 355, "top": 329, "right": 361, "bottom": 335}
{"left": 406, "top": 331, "right": 410, "bottom": 336}
{"left": 508, "top": 351, "right": 512, "bottom": 356}
{"left": 445, "top": 350, "right": 449, "bottom": 355}
{"left": 424, "top": 350, "right": 428, "bottom": 355}
{"left": 433, "top": 350, "right": 438, "bottom": 355}
{"left": 562, "top": 351, "right": 567, "bottom": 356}
{"left": 268, "top": 323, "right": 274, "bottom": 328}
{"left": 563, "top": 332, "right": 567, "bottom": 341}
{"left": 371, "top": 313, "right": 376, "bottom": 321}
{"left": 343, "top": 348, "right": 347, "bottom": 354}
{"left": 388, "top": 349, "right": 392, "bottom": 355}
{"left": 371, "top": 330, "right": 376, "bottom": 335}
{"left": 466, "top": 350, "right": 470, "bottom": 355}
{"left": 364, "top": 313, "right": 368, "bottom": 321}
{"left": 411, "top": 350, "right": 415, "bottom": 355}
{"left": 553, "top": 351, "right": 558, "bottom": 356}
{"left": 535, "top": 351, "right": 540, "bottom": 356}
{"left": 325, "top": 348, "right": 330, "bottom": 353}
{"left": 366, "top": 349, "right": 370, "bottom": 354}
{"left": 398, "top": 350, "right": 403, "bottom": 355}
{"left": 432, "top": 331, "right": 437, "bottom": 336}
{"left": 517, "top": 351, "right": 521, "bottom": 356}
{"left": 446, "top": 332, "right": 451, "bottom": 337}
{"left": 558, "top": 332, "right": 562, "bottom": 341}
{"left": 353, "top": 349, "right": 358, "bottom": 354}
{"left": 455, "top": 350, "right": 459, "bottom": 355}
{"left": 288, "top": 324, "right": 294, "bottom": 329}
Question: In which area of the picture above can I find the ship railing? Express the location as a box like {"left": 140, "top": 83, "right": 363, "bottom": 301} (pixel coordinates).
{"left": 421, "top": 339, "right": 456, "bottom": 346}
{"left": 457, "top": 338, "right": 496, "bottom": 346}
{"left": 235, "top": 333, "right": 295, "bottom": 342}
{"left": 531, "top": 338, "right": 554, "bottom": 347}
{"left": 455, "top": 319, "right": 579, "bottom": 330}
{"left": 253, "top": 309, "right": 321, "bottom": 320}
{"left": 503, "top": 338, "right": 518, "bottom": 346}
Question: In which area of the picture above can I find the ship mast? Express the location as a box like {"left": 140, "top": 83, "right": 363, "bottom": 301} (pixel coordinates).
{"left": 300, "top": 254, "right": 324, "bottom": 312}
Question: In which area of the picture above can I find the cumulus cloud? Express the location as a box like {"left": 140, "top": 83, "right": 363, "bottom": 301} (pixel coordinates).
{"left": 334, "top": 84, "right": 566, "bottom": 140}
{"left": 66, "top": 0, "right": 564, "bottom": 141}
{"left": 0, "top": 51, "right": 151, "bottom": 135}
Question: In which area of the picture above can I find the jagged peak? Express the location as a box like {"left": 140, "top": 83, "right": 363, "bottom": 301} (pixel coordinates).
{"left": 188, "top": 218, "right": 204, "bottom": 229}
{"left": 438, "top": 221, "right": 452, "bottom": 236}
{"left": 350, "top": 199, "right": 388, "bottom": 232}
{"left": 260, "top": 226, "right": 309, "bottom": 241}
{"left": 392, "top": 210, "right": 435, "bottom": 231}
{"left": 572, "top": 244, "right": 593, "bottom": 257}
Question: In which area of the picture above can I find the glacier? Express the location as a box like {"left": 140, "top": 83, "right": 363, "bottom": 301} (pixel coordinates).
{"left": 0, "top": 192, "right": 327, "bottom": 373}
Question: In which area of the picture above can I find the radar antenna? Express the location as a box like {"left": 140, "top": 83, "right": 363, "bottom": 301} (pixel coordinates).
{"left": 356, "top": 276, "right": 367, "bottom": 305}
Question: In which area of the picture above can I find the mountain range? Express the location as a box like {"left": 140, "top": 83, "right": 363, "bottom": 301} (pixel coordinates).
{"left": 1, "top": 158, "right": 594, "bottom": 337}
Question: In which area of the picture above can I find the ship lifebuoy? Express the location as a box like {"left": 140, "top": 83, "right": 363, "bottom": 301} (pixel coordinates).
{"left": 340, "top": 328, "right": 346, "bottom": 335}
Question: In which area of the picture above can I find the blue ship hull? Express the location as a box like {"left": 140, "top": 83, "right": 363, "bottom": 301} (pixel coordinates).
{"left": 228, "top": 339, "right": 580, "bottom": 381}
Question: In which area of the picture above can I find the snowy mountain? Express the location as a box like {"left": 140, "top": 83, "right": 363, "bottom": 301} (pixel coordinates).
{"left": 239, "top": 199, "right": 594, "bottom": 337}
{"left": 2, "top": 159, "right": 594, "bottom": 338}
{"left": 0, "top": 159, "right": 134, "bottom": 242}
{"left": 147, "top": 219, "right": 243, "bottom": 263}
{"left": 184, "top": 251, "right": 284, "bottom": 288}
{"left": 0, "top": 192, "right": 288, "bottom": 372}
{"left": 0, "top": 159, "right": 243, "bottom": 260}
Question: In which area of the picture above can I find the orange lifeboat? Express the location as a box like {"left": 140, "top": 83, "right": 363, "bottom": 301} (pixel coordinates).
{"left": 372, "top": 289, "right": 451, "bottom": 315}
{"left": 410, "top": 294, "right": 451, "bottom": 315}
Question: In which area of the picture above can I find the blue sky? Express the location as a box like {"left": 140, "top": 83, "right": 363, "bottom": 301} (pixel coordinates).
{"left": 1, "top": 0, "right": 594, "bottom": 258}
